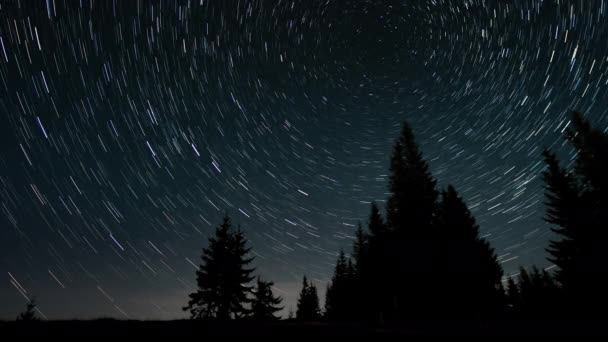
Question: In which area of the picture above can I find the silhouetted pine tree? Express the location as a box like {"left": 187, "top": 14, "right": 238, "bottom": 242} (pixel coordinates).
{"left": 16, "top": 299, "right": 39, "bottom": 322}
{"left": 250, "top": 277, "right": 283, "bottom": 320}
{"left": 543, "top": 112, "right": 608, "bottom": 315}
{"left": 543, "top": 150, "right": 581, "bottom": 290}
{"left": 386, "top": 122, "right": 438, "bottom": 232}
{"left": 368, "top": 202, "right": 388, "bottom": 242}
{"left": 352, "top": 222, "right": 368, "bottom": 275}
{"left": 346, "top": 258, "right": 355, "bottom": 279}
{"left": 365, "top": 202, "right": 391, "bottom": 324}
{"left": 325, "top": 250, "right": 354, "bottom": 321}
{"left": 344, "top": 205, "right": 387, "bottom": 324}
{"left": 345, "top": 258, "right": 356, "bottom": 319}
{"left": 385, "top": 122, "right": 439, "bottom": 322}
{"left": 351, "top": 222, "right": 368, "bottom": 312}
{"left": 184, "top": 214, "right": 255, "bottom": 320}
{"left": 296, "top": 276, "right": 321, "bottom": 321}
{"left": 566, "top": 112, "right": 608, "bottom": 198}
{"left": 435, "top": 185, "right": 504, "bottom": 320}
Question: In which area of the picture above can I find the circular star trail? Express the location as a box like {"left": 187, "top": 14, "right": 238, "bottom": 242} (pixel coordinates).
{"left": 1, "top": 0, "right": 608, "bottom": 319}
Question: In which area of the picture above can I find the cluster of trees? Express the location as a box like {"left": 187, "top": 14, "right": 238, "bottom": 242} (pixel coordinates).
{"left": 185, "top": 111, "right": 607, "bottom": 327}
{"left": 183, "top": 215, "right": 283, "bottom": 320}
{"left": 317, "top": 111, "right": 607, "bottom": 325}
{"left": 320, "top": 122, "right": 504, "bottom": 325}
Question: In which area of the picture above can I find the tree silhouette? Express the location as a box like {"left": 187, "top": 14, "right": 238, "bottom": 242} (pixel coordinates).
{"left": 296, "top": 276, "right": 321, "bottom": 321}
{"left": 363, "top": 202, "right": 392, "bottom": 324}
{"left": 543, "top": 112, "right": 608, "bottom": 316}
{"left": 385, "top": 122, "right": 439, "bottom": 322}
{"left": 16, "top": 299, "right": 39, "bottom": 322}
{"left": 352, "top": 222, "right": 368, "bottom": 276}
{"left": 325, "top": 250, "right": 354, "bottom": 321}
{"left": 313, "top": 115, "right": 608, "bottom": 329}
{"left": 184, "top": 214, "right": 255, "bottom": 320}
{"left": 250, "top": 277, "right": 283, "bottom": 320}
{"left": 386, "top": 122, "right": 438, "bottom": 233}
{"left": 435, "top": 185, "right": 504, "bottom": 320}
{"left": 368, "top": 202, "right": 388, "bottom": 241}
{"left": 542, "top": 149, "right": 582, "bottom": 298}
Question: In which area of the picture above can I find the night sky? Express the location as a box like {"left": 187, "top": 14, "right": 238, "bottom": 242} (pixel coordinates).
{"left": 1, "top": 0, "right": 608, "bottom": 320}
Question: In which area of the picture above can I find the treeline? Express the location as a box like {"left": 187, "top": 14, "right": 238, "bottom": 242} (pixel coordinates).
{"left": 184, "top": 111, "right": 608, "bottom": 330}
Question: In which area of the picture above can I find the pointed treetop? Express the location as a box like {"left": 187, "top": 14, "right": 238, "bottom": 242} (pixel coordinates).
{"left": 386, "top": 120, "right": 438, "bottom": 233}
{"left": 368, "top": 202, "right": 386, "bottom": 237}
{"left": 296, "top": 275, "right": 321, "bottom": 321}
{"left": 566, "top": 111, "right": 608, "bottom": 193}
{"left": 221, "top": 212, "right": 231, "bottom": 226}
{"left": 184, "top": 214, "right": 256, "bottom": 320}
{"left": 352, "top": 221, "right": 368, "bottom": 270}
{"left": 398, "top": 121, "right": 423, "bottom": 160}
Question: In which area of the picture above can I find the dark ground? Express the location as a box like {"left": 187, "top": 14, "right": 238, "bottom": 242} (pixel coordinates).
{"left": 0, "top": 319, "right": 605, "bottom": 337}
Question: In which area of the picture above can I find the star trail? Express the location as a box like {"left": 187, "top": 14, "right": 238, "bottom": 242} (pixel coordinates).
{"left": 1, "top": 0, "right": 608, "bottom": 320}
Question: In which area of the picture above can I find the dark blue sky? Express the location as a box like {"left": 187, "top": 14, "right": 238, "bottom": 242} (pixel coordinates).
{"left": 1, "top": 0, "right": 608, "bottom": 320}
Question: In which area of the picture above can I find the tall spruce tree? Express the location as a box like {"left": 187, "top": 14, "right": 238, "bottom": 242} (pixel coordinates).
{"left": 543, "top": 112, "right": 608, "bottom": 314}
{"left": 365, "top": 202, "right": 391, "bottom": 324}
{"left": 543, "top": 150, "right": 581, "bottom": 290}
{"left": 352, "top": 222, "right": 368, "bottom": 275}
{"left": 325, "top": 250, "right": 353, "bottom": 321}
{"left": 296, "top": 276, "right": 321, "bottom": 321}
{"left": 250, "top": 277, "right": 283, "bottom": 320}
{"left": 368, "top": 202, "right": 388, "bottom": 241}
{"left": 184, "top": 214, "right": 255, "bottom": 320}
{"left": 386, "top": 122, "right": 438, "bottom": 234}
{"left": 435, "top": 185, "right": 504, "bottom": 319}
{"left": 345, "top": 204, "right": 389, "bottom": 323}
{"left": 385, "top": 122, "right": 439, "bottom": 321}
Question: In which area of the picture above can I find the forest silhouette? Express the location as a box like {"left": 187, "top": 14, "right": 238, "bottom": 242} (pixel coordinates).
{"left": 179, "top": 111, "right": 607, "bottom": 335}
{"left": 5, "top": 111, "right": 607, "bottom": 336}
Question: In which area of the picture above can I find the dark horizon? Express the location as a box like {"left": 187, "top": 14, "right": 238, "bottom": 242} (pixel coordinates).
{"left": 2, "top": 0, "right": 608, "bottom": 323}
